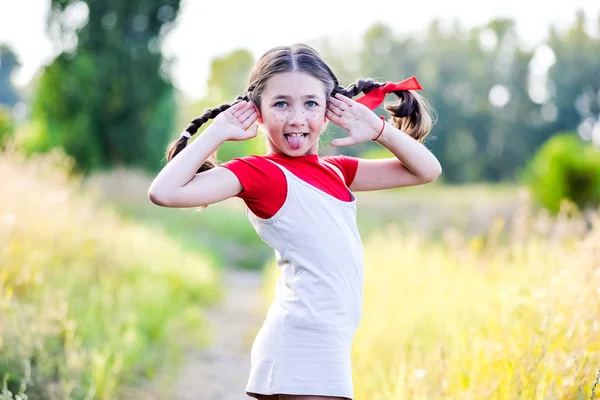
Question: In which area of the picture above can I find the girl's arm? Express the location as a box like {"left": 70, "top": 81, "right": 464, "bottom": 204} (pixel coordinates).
{"left": 326, "top": 93, "right": 442, "bottom": 192}
{"left": 148, "top": 101, "right": 258, "bottom": 208}
{"left": 148, "top": 128, "right": 243, "bottom": 208}
{"left": 349, "top": 122, "right": 442, "bottom": 192}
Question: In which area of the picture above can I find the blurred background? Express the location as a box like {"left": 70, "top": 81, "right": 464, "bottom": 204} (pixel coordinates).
{"left": 1, "top": 0, "right": 600, "bottom": 399}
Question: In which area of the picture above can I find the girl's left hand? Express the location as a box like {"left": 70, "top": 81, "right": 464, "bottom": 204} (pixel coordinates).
{"left": 326, "top": 93, "right": 384, "bottom": 146}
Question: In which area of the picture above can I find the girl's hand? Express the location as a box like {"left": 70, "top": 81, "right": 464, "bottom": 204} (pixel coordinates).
{"left": 211, "top": 100, "right": 259, "bottom": 141}
{"left": 326, "top": 93, "right": 384, "bottom": 147}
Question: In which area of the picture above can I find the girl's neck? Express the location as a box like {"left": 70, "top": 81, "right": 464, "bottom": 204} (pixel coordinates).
{"left": 266, "top": 137, "right": 319, "bottom": 158}
{"left": 266, "top": 151, "right": 319, "bottom": 160}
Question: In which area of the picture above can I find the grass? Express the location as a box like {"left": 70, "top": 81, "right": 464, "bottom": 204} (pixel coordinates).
{"left": 263, "top": 197, "right": 600, "bottom": 399}
{"left": 354, "top": 182, "right": 522, "bottom": 240}
{"left": 0, "top": 148, "right": 222, "bottom": 399}
{"left": 84, "top": 168, "right": 272, "bottom": 271}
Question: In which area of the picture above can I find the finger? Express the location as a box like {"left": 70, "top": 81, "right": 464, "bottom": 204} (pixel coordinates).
{"left": 238, "top": 107, "right": 256, "bottom": 122}
{"left": 327, "top": 104, "right": 343, "bottom": 117}
{"left": 246, "top": 124, "right": 258, "bottom": 138}
{"left": 330, "top": 136, "right": 356, "bottom": 147}
{"left": 223, "top": 101, "right": 247, "bottom": 117}
{"left": 334, "top": 92, "right": 355, "bottom": 106}
{"left": 329, "top": 96, "right": 347, "bottom": 109}
{"left": 329, "top": 98, "right": 348, "bottom": 113}
{"left": 233, "top": 101, "right": 253, "bottom": 118}
{"left": 326, "top": 109, "right": 343, "bottom": 124}
{"left": 241, "top": 112, "right": 258, "bottom": 130}
{"left": 337, "top": 102, "right": 349, "bottom": 111}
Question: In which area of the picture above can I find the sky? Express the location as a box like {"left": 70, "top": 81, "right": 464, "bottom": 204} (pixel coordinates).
{"left": 0, "top": 0, "right": 599, "bottom": 101}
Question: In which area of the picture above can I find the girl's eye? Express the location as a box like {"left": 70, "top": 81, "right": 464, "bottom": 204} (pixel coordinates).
{"left": 274, "top": 101, "right": 287, "bottom": 108}
{"left": 306, "top": 101, "right": 318, "bottom": 107}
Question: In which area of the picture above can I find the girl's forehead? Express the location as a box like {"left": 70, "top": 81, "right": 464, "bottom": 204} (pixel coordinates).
{"left": 263, "top": 72, "right": 326, "bottom": 97}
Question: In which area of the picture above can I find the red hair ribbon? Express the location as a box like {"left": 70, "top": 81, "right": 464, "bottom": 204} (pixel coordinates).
{"left": 355, "top": 76, "right": 423, "bottom": 110}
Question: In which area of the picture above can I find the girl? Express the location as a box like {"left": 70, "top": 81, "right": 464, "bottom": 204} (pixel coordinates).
{"left": 148, "top": 43, "right": 441, "bottom": 400}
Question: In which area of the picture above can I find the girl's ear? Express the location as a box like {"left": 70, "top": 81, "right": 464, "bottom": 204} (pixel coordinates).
{"left": 254, "top": 104, "right": 263, "bottom": 124}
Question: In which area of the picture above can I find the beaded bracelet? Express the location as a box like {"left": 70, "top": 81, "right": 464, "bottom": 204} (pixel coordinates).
{"left": 371, "top": 116, "right": 386, "bottom": 142}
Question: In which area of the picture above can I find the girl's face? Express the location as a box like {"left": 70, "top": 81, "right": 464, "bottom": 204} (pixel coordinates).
{"left": 259, "top": 71, "right": 328, "bottom": 156}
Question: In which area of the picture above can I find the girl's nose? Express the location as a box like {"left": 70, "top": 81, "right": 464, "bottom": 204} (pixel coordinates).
{"left": 287, "top": 107, "right": 307, "bottom": 126}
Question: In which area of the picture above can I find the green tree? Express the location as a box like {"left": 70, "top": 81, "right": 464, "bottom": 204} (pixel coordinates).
{"left": 28, "top": 0, "right": 181, "bottom": 173}
{"left": 0, "top": 45, "right": 21, "bottom": 107}
{"left": 0, "top": 104, "right": 15, "bottom": 148}
{"left": 546, "top": 10, "right": 600, "bottom": 137}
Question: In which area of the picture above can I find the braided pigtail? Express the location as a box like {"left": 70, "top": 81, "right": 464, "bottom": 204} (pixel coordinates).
{"left": 332, "top": 78, "right": 381, "bottom": 99}
{"left": 333, "top": 79, "right": 435, "bottom": 143}
{"left": 165, "top": 93, "right": 250, "bottom": 173}
{"left": 384, "top": 90, "right": 434, "bottom": 143}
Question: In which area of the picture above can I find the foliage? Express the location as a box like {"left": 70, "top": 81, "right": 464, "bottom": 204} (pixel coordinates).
{"left": 0, "top": 148, "right": 220, "bottom": 399}
{"left": 29, "top": 0, "right": 182, "bottom": 174}
{"left": 19, "top": 6, "right": 600, "bottom": 182}
{"left": 84, "top": 167, "right": 273, "bottom": 270}
{"left": 0, "top": 45, "right": 21, "bottom": 108}
{"left": 180, "top": 11, "right": 600, "bottom": 180}
{"left": 0, "top": 105, "right": 14, "bottom": 149}
{"left": 263, "top": 205, "right": 600, "bottom": 399}
{"left": 522, "top": 132, "right": 600, "bottom": 215}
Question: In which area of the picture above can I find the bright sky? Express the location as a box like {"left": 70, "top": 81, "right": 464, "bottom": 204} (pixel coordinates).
{"left": 0, "top": 0, "right": 598, "bottom": 101}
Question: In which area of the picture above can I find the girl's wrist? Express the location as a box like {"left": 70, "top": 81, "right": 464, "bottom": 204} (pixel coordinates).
{"left": 204, "top": 124, "right": 232, "bottom": 144}
{"left": 371, "top": 116, "right": 387, "bottom": 142}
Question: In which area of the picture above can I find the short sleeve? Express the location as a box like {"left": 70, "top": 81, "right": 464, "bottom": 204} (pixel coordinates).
{"left": 219, "top": 155, "right": 286, "bottom": 219}
{"left": 321, "top": 155, "right": 359, "bottom": 187}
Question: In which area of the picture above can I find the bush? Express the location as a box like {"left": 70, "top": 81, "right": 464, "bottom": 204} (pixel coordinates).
{"left": 522, "top": 132, "right": 600, "bottom": 220}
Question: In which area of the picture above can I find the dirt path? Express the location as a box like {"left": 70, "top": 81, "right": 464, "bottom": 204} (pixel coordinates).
{"left": 170, "top": 268, "right": 265, "bottom": 400}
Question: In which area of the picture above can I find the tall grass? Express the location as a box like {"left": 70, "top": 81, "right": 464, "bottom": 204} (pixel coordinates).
{"left": 85, "top": 168, "right": 272, "bottom": 271}
{"left": 0, "top": 148, "right": 221, "bottom": 399}
{"left": 263, "top": 199, "right": 600, "bottom": 399}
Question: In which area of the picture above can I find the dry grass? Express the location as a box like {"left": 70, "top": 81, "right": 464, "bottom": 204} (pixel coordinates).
{"left": 0, "top": 148, "right": 220, "bottom": 399}
{"left": 263, "top": 196, "right": 600, "bottom": 399}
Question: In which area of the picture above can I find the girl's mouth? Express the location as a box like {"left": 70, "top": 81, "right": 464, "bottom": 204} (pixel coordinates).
{"left": 284, "top": 133, "right": 308, "bottom": 150}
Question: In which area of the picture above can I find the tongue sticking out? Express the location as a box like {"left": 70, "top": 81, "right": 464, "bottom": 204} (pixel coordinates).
{"left": 286, "top": 134, "right": 305, "bottom": 150}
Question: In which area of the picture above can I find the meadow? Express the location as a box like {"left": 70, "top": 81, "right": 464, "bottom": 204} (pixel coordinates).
{"left": 0, "top": 149, "right": 222, "bottom": 399}
{"left": 263, "top": 191, "right": 600, "bottom": 399}
{"left": 2, "top": 145, "right": 599, "bottom": 399}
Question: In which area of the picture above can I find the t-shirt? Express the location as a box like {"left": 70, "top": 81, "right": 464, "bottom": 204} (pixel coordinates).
{"left": 220, "top": 152, "right": 359, "bottom": 219}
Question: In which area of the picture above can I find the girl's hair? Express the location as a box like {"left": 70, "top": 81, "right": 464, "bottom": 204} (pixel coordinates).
{"left": 165, "top": 43, "right": 435, "bottom": 172}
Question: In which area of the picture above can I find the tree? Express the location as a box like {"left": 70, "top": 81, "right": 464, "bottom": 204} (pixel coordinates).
{"left": 0, "top": 104, "right": 15, "bottom": 148}
{"left": 546, "top": 10, "right": 600, "bottom": 141}
{"left": 28, "top": 0, "right": 181, "bottom": 173}
{"left": 0, "top": 45, "right": 21, "bottom": 108}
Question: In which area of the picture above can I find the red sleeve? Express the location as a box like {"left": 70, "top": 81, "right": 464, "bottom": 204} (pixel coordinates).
{"left": 219, "top": 155, "right": 286, "bottom": 219}
{"left": 321, "top": 155, "right": 359, "bottom": 187}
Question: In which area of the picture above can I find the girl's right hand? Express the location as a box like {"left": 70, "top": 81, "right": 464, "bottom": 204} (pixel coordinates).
{"left": 210, "top": 100, "right": 259, "bottom": 142}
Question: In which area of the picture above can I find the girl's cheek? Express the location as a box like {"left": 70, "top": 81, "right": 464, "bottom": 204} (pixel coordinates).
{"left": 308, "top": 109, "right": 325, "bottom": 122}
{"left": 270, "top": 109, "right": 291, "bottom": 123}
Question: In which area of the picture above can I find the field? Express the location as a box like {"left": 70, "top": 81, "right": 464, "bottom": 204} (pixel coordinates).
{"left": 2, "top": 147, "right": 599, "bottom": 399}
{"left": 0, "top": 149, "right": 221, "bottom": 399}
{"left": 264, "top": 187, "right": 600, "bottom": 399}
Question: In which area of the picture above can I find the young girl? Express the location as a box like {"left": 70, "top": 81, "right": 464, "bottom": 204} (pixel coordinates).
{"left": 148, "top": 43, "right": 441, "bottom": 400}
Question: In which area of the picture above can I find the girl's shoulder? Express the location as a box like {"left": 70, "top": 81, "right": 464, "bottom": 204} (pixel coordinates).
{"left": 320, "top": 154, "right": 360, "bottom": 187}
{"left": 219, "top": 154, "right": 287, "bottom": 219}
{"left": 220, "top": 153, "right": 279, "bottom": 170}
